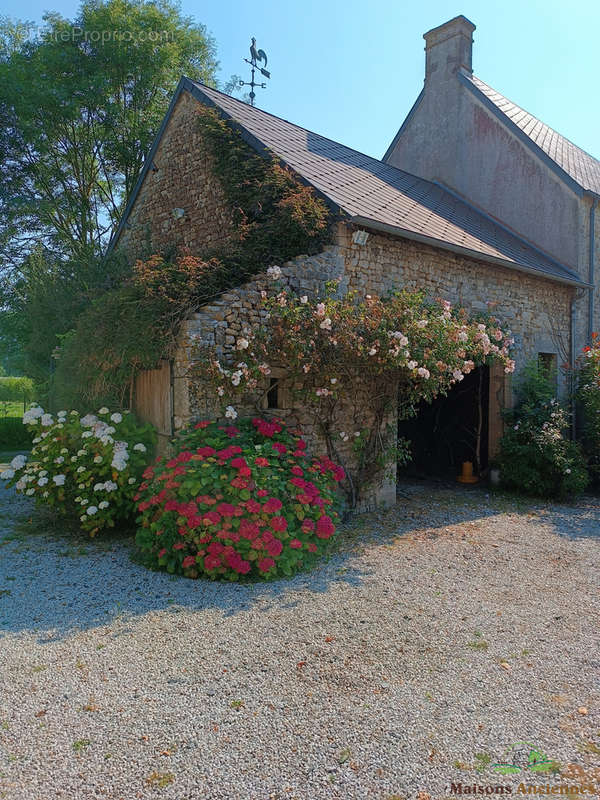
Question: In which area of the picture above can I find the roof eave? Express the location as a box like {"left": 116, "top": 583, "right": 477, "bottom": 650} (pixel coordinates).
{"left": 350, "top": 215, "right": 591, "bottom": 289}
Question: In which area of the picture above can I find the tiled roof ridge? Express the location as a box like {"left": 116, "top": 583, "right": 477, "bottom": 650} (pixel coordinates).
{"left": 185, "top": 78, "right": 425, "bottom": 189}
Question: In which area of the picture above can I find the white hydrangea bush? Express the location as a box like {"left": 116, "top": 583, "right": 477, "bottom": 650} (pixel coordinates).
{"left": 1, "top": 406, "right": 156, "bottom": 535}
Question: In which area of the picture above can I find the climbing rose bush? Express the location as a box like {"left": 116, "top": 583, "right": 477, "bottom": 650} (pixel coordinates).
{"left": 192, "top": 284, "right": 516, "bottom": 504}
{"left": 135, "top": 417, "right": 344, "bottom": 580}
{"left": 1, "top": 406, "right": 156, "bottom": 535}
{"left": 201, "top": 287, "right": 516, "bottom": 405}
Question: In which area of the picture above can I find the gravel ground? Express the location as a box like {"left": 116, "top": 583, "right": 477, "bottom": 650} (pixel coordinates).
{"left": 0, "top": 480, "right": 599, "bottom": 800}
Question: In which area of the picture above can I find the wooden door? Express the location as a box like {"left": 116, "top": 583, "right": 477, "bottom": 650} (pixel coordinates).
{"left": 134, "top": 360, "right": 173, "bottom": 452}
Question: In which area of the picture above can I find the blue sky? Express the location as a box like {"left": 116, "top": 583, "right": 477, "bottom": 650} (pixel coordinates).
{"left": 4, "top": 0, "right": 599, "bottom": 161}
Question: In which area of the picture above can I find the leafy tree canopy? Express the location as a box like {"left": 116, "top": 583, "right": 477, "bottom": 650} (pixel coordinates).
{"left": 0, "top": 0, "right": 219, "bottom": 265}
{"left": 0, "top": 0, "right": 225, "bottom": 388}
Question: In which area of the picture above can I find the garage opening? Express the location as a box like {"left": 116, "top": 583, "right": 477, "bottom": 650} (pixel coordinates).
{"left": 398, "top": 365, "right": 490, "bottom": 479}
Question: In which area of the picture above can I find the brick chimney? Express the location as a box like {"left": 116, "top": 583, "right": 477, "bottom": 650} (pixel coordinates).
{"left": 424, "top": 15, "right": 475, "bottom": 81}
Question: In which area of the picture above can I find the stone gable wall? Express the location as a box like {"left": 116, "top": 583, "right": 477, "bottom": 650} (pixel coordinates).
{"left": 117, "top": 91, "right": 236, "bottom": 258}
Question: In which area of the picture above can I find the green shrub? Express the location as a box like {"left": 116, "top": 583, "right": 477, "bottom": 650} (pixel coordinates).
{"left": 577, "top": 335, "right": 600, "bottom": 482}
{"left": 0, "top": 376, "right": 34, "bottom": 404}
{"left": 1, "top": 406, "right": 156, "bottom": 535}
{"left": 497, "top": 364, "right": 588, "bottom": 499}
{"left": 135, "top": 417, "right": 344, "bottom": 581}
{"left": 0, "top": 417, "right": 33, "bottom": 449}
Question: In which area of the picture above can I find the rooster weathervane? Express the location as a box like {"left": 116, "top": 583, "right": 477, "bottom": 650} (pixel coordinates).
{"left": 239, "top": 37, "right": 270, "bottom": 106}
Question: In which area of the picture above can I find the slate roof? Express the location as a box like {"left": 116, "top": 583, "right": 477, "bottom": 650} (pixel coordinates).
{"left": 464, "top": 74, "right": 600, "bottom": 196}
{"left": 109, "top": 77, "right": 586, "bottom": 287}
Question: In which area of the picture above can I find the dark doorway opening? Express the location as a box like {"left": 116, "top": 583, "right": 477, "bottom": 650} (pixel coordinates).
{"left": 398, "top": 365, "right": 489, "bottom": 479}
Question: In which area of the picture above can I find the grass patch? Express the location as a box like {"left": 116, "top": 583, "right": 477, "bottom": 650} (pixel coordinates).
{"left": 145, "top": 771, "right": 174, "bottom": 788}
{"left": 468, "top": 632, "right": 489, "bottom": 651}
{"left": 0, "top": 402, "right": 26, "bottom": 419}
{"left": 468, "top": 639, "right": 489, "bottom": 651}
{"left": 474, "top": 752, "right": 492, "bottom": 772}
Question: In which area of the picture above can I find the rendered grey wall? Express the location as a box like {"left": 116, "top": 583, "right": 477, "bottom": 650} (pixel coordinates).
{"left": 384, "top": 23, "right": 583, "bottom": 273}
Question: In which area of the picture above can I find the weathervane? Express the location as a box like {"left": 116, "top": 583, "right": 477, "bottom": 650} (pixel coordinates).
{"left": 239, "top": 37, "right": 270, "bottom": 106}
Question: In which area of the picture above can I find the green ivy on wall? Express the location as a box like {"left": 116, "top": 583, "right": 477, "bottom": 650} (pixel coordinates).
{"left": 52, "top": 106, "right": 333, "bottom": 410}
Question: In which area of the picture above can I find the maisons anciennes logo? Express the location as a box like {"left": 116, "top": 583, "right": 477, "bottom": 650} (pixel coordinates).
{"left": 448, "top": 742, "right": 598, "bottom": 795}
{"left": 490, "top": 742, "right": 558, "bottom": 775}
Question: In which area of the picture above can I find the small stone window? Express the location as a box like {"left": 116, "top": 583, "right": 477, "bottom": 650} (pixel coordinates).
{"left": 538, "top": 352, "right": 557, "bottom": 375}
{"left": 261, "top": 369, "right": 289, "bottom": 411}
{"left": 266, "top": 377, "right": 279, "bottom": 409}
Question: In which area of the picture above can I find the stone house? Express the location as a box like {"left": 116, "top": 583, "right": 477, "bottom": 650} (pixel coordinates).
{"left": 107, "top": 16, "right": 598, "bottom": 507}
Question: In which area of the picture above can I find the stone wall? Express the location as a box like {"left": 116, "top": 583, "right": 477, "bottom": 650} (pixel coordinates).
{"left": 116, "top": 90, "right": 236, "bottom": 258}
{"left": 336, "top": 223, "right": 575, "bottom": 394}
{"left": 172, "top": 246, "right": 395, "bottom": 511}
{"left": 170, "top": 221, "right": 573, "bottom": 509}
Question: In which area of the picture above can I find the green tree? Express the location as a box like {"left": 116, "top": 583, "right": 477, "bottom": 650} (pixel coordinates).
{"left": 0, "top": 0, "right": 222, "bottom": 395}
{"left": 0, "top": 1, "right": 218, "bottom": 265}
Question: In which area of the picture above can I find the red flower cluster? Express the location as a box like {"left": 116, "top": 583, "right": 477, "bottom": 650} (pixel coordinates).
{"left": 135, "top": 417, "right": 343, "bottom": 581}
{"left": 251, "top": 417, "right": 283, "bottom": 438}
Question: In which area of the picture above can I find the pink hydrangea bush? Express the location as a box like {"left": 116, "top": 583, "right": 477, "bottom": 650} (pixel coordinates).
{"left": 134, "top": 417, "right": 344, "bottom": 580}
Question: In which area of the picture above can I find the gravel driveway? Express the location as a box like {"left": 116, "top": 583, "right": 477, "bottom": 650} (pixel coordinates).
{"left": 0, "top": 481, "right": 599, "bottom": 800}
